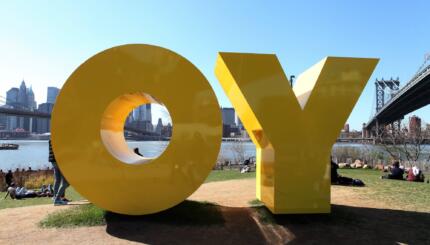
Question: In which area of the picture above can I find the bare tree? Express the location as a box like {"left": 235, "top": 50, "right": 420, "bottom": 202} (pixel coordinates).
{"left": 230, "top": 140, "right": 247, "bottom": 164}
{"left": 376, "top": 120, "right": 428, "bottom": 165}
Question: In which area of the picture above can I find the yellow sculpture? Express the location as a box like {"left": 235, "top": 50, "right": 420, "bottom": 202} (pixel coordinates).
{"left": 51, "top": 44, "right": 222, "bottom": 215}
{"left": 215, "top": 53, "right": 378, "bottom": 213}
{"left": 52, "top": 43, "right": 378, "bottom": 215}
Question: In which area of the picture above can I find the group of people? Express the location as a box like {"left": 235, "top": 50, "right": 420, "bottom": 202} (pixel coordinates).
{"left": 381, "top": 161, "right": 426, "bottom": 182}
{"left": 332, "top": 158, "right": 426, "bottom": 185}
{"left": 4, "top": 140, "right": 70, "bottom": 205}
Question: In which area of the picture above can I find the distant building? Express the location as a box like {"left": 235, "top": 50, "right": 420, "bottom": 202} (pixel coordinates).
{"left": 47, "top": 87, "right": 60, "bottom": 103}
{"left": 409, "top": 115, "right": 422, "bottom": 137}
{"left": 161, "top": 122, "right": 172, "bottom": 137}
{"left": 155, "top": 118, "right": 163, "bottom": 135}
{"left": 343, "top": 124, "right": 350, "bottom": 133}
{"left": 222, "top": 124, "right": 241, "bottom": 138}
{"left": 133, "top": 104, "right": 152, "bottom": 122}
{"left": 27, "top": 87, "right": 36, "bottom": 110}
{"left": 221, "top": 108, "right": 235, "bottom": 126}
{"left": 221, "top": 107, "right": 237, "bottom": 137}
{"left": 18, "top": 81, "right": 28, "bottom": 107}
{"left": 145, "top": 104, "right": 152, "bottom": 122}
{"left": 128, "top": 120, "right": 153, "bottom": 133}
{"left": 0, "top": 108, "right": 7, "bottom": 130}
{"left": 4, "top": 81, "right": 37, "bottom": 131}
{"left": 36, "top": 103, "right": 54, "bottom": 133}
{"left": 5, "top": 88, "right": 19, "bottom": 130}
{"left": 128, "top": 104, "right": 153, "bottom": 134}
{"left": 6, "top": 88, "right": 19, "bottom": 106}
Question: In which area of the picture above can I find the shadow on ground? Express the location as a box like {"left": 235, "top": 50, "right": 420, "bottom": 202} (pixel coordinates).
{"left": 105, "top": 201, "right": 430, "bottom": 245}
{"left": 264, "top": 204, "right": 430, "bottom": 245}
{"left": 105, "top": 200, "right": 265, "bottom": 245}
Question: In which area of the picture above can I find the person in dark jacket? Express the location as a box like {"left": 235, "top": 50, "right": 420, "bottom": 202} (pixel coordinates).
{"left": 331, "top": 159, "right": 365, "bottom": 186}
{"left": 381, "top": 161, "right": 404, "bottom": 180}
{"left": 49, "top": 140, "right": 70, "bottom": 205}
{"left": 5, "top": 170, "right": 13, "bottom": 187}
{"left": 134, "top": 147, "right": 143, "bottom": 157}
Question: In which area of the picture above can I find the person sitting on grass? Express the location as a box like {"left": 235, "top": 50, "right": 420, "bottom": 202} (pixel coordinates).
{"left": 407, "top": 165, "right": 425, "bottom": 182}
{"left": 39, "top": 184, "right": 54, "bottom": 197}
{"left": 331, "top": 159, "right": 365, "bottom": 187}
{"left": 381, "top": 161, "right": 404, "bottom": 180}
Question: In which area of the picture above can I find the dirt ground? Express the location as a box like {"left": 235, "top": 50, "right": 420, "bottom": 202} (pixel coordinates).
{"left": 0, "top": 179, "right": 429, "bottom": 245}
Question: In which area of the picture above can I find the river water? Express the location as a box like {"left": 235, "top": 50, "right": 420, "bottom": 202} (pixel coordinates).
{"left": 0, "top": 140, "right": 428, "bottom": 171}
{"left": 0, "top": 140, "right": 258, "bottom": 171}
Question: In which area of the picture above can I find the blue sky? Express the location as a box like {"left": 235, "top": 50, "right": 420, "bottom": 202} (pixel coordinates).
{"left": 0, "top": 1, "right": 429, "bottom": 129}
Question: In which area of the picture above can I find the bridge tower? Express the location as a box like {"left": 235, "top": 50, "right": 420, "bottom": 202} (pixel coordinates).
{"left": 373, "top": 78, "right": 401, "bottom": 137}
{"left": 375, "top": 77, "right": 400, "bottom": 112}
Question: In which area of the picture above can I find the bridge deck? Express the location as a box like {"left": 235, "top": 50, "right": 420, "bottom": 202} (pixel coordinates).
{"left": 366, "top": 64, "right": 430, "bottom": 128}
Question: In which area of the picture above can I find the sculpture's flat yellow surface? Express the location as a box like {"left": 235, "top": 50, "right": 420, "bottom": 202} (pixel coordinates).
{"left": 51, "top": 44, "right": 222, "bottom": 215}
{"left": 52, "top": 43, "right": 378, "bottom": 215}
{"left": 215, "top": 53, "right": 378, "bottom": 213}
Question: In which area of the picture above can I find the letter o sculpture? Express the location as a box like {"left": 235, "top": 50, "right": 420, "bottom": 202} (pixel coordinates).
{"left": 51, "top": 44, "right": 222, "bottom": 215}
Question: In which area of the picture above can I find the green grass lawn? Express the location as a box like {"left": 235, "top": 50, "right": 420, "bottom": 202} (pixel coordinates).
{"left": 40, "top": 200, "right": 223, "bottom": 228}
{"left": 0, "top": 169, "right": 253, "bottom": 210}
{"left": 35, "top": 168, "right": 430, "bottom": 229}
{"left": 204, "top": 169, "right": 255, "bottom": 183}
{"left": 338, "top": 169, "right": 430, "bottom": 212}
{"left": 40, "top": 203, "right": 106, "bottom": 228}
{"left": 0, "top": 187, "right": 83, "bottom": 210}
{"left": 3, "top": 169, "right": 429, "bottom": 214}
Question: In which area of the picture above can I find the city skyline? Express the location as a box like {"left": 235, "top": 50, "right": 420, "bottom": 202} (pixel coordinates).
{"left": 1, "top": 81, "right": 172, "bottom": 127}
{"left": 1, "top": 2, "right": 430, "bottom": 130}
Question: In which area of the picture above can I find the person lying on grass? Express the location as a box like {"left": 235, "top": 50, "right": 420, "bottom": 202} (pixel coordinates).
{"left": 331, "top": 160, "right": 365, "bottom": 187}
{"left": 4, "top": 183, "right": 53, "bottom": 200}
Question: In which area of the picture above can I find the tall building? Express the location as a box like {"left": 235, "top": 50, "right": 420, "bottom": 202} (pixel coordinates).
{"left": 221, "top": 107, "right": 235, "bottom": 126}
{"left": 5, "top": 88, "right": 19, "bottom": 130}
{"left": 6, "top": 88, "right": 19, "bottom": 106}
{"left": 128, "top": 104, "right": 153, "bottom": 133}
{"left": 27, "top": 87, "right": 37, "bottom": 110}
{"left": 47, "top": 87, "right": 60, "bottom": 103}
{"left": 4, "top": 81, "right": 38, "bottom": 132}
{"left": 18, "top": 81, "right": 28, "bottom": 107}
{"left": 144, "top": 104, "right": 152, "bottom": 122}
{"left": 0, "top": 107, "right": 7, "bottom": 130}
{"left": 409, "top": 115, "right": 422, "bottom": 137}
{"left": 36, "top": 103, "right": 54, "bottom": 133}
{"left": 155, "top": 118, "right": 163, "bottom": 135}
{"left": 162, "top": 122, "right": 172, "bottom": 137}
{"left": 133, "top": 104, "right": 152, "bottom": 122}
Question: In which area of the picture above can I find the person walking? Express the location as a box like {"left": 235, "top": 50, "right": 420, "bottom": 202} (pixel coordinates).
{"left": 49, "top": 140, "right": 69, "bottom": 205}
